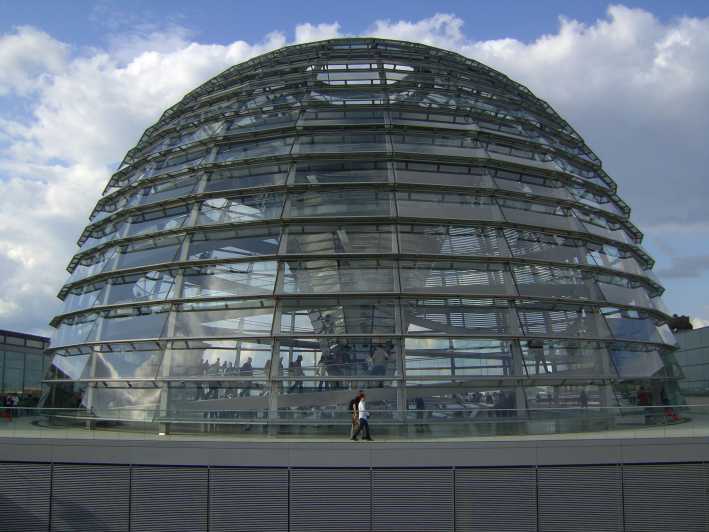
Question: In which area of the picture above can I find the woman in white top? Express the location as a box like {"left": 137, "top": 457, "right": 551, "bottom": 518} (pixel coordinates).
{"left": 351, "top": 393, "right": 373, "bottom": 441}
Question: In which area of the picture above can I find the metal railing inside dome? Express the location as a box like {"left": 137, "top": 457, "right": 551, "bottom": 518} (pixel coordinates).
{"left": 0, "top": 403, "right": 697, "bottom": 440}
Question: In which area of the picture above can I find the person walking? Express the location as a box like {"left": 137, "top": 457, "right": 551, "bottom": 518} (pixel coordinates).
{"left": 351, "top": 392, "right": 373, "bottom": 441}
{"left": 348, "top": 390, "right": 363, "bottom": 440}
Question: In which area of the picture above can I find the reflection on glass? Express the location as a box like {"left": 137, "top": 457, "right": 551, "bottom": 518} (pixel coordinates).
{"left": 91, "top": 387, "right": 161, "bottom": 419}
{"left": 392, "top": 132, "right": 484, "bottom": 158}
{"left": 106, "top": 270, "right": 176, "bottom": 305}
{"left": 506, "top": 230, "right": 585, "bottom": 265}
{"left": 60, "top": 281, "right": 108, "bottom": 315}
{"left": 286, "top": 190, "right": 393, "bottom": 218}
{"left": 115, "top": 235, "right": 184, "bottom": 271}
{"left": 611, "top": 344, "right": 666, "bottom": 378}
{"left": 297, "top": 133, "right": 387, "bottom": 154}
{"left": 152, "top": 148, "right": 208, "bottom": 176}
{"left": 216, "top": 136, "right": 294, "bottom": 162}
{"left": 405, "top": 338, "right": 513, "bottom": 377}
{"left": 126, "top": 204, "right": 191, "bottom": 238}
{"left": 188, "top": 227, "right": 280, "bottom": 261}
{"left": 302, "top": 109, "right": 385, "bottom": 126}
{"left": 277, "top": 337, "right": 401, "bottom": 381}
{"left": 492, "top": 168, "right": 572, "bottom": 201}
{"left": 395, "top": 161, "right": 494, "bottom": 189}
{"left": 196, "top": 193, "right": 283, "bottom": 226}
{"left": 98, "top": 304, "right": 170, "bottom": 342}
{"left": 204, "top": 163, "right": 288, "bottom": 192}
{"left": 499, "top": 198, "right": 584, "bottom": 232}
{"left": 399, "top": 225, "right": 510, "bottom": 257}
{"left": 511, "top": 264, "right": 601, "bottom": 300}
{"left": 282, "top": 224, "right": 395, "bottom": 255}
{"left": 403, "top": 298, "right": 520, "bottom": 336}
{"left": 47, "top": 353, "right": 91, "bottom": 380}
{"left": 181, "top": 262, "right": 278, "bottom": 299}
{"left": 53, "top": 313, "right": 100, "bottom": 348}
{"left": 602, "top": 308, "right": 671, "bottom": 344}
{"left": 173, "top": 299, "right": 275, "bottom": 337}
{"left": 521, "top": 339, "right": 614, "bottom": 377}
{"left": 596, "top": 275, "right": 654, "bottom": 309}
{"left": 290, "top": 160, "right": 390, "bottom": 185}
{"left": 128, "top": 175, "right": 199, "bottom": 208}
{"left": 517, "top": 302, "right": 611, "bottom": 338}
{"left": 279, "top": 259, "right": 397, "bottom": 294}
{"left": 400, "top": 260, "right": 515, "bottom": 295}
{"left": 397, "top": 191, "right": 502, "bottom": 221}
{"left": 524, "top": 384, "right": 602, "bottom": 408}
{"left": 278, "top": 298, "right": 398, "bottom": 335}
{"left": 91, "top": 349, "right": 163, "bottom": 380}
{"left": 164, "top": 339, "right": 272, "bottom": 379}
{"left": 226, "top": 110, "right": 298, "bottom": 134}
{"left": 574, "top": 208, "right": 635, "bottom": 244}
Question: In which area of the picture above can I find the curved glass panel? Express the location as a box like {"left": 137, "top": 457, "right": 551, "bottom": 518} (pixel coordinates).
{"left": 399, "top": 260, "right": 515, "bottom": 296}
{"left": 403, "top": 298, "right": 520, "bottom": 336}
{"left": 520, "top": 340, "right": 615, "bottom": 377}
{"left": 278, "top": 259, "right": 397, "bottom": 294}
{"left": 396, "top": 191, "right": 503, "bottom": 222}
{"left": 404, "top": 338, "right": 513, "bottom": 378}
{"left": 398, "top": 225, "right": 510, "bottom": 257}
{"left": 114, "top": 235, "right": 184, "bottom": 271}
{"left": 105, "top": 270, "right": 177, "bottom": 305}
{"left": 204, "top": 164, "right": 288, "bottom": 192}
{"left": 281, "top": 224, "right": 396, "bottom": 255}
{"left": 516, "top": 302, "right": 611, "bottom": 339}
{"left": 173, "top": 299, "right": 275, "bottom": 338}
{"left": 188, "top": 227, "right": 281, "bottom": 261}
{"left": 216, "top": 136, "right": 294, "bottom": 162}
{"left": 277, "top": 298, "right": 398, "bottom": 336}
{"left": 290, "top": 160, "right": 390, "bottom": 185}
{"left": 181, "top": 261, "right": 278, "bottom": 299}
{"left": 395, "top": 161, "right": 495, "bottom": 189}
{"left": 196, "top": 193, "right": 284, "bottom": 226}
{"left": 285, "top": 190, "right": 393, "bottom": 218}
{"left": 163, "top": 339, "right": 272, "bottom": 379}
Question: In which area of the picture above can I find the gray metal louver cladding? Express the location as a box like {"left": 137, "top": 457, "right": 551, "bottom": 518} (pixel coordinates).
{"left": 455, "top": 467, "right": 537, "bottom": 532}
{"left": 0, "top": 462, "right": 51, "bottom": 532}
{"left": 130, "top": 466, "right": 208, "bottom": 532}
{"left": 51, "top": 464, "right": 130, "bottom": 532}
{"left": 538, "top": 465, "right": 622, "bottom": 532}
{"left": 623, "top": 463, "right": 706, "bottom": 532}
{"left": 209, "top": 467, "right": 288, "bottom": 532}
{"left": 373, "top": 468, "right": 453, "bottom": 532}
{"left": 290, "top": 468, "right": 371, "bottom": 532}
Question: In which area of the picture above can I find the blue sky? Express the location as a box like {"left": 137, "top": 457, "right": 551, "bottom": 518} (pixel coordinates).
{"left": 0, "top": 1, "right": 708, "bottom": 335}
{"left": 3, "top": 1, "right": 709, "bottom": 45}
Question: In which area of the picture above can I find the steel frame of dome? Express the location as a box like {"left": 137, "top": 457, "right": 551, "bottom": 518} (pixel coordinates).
{"left": 44, "top": 38, "right": 681, "bottom": 427}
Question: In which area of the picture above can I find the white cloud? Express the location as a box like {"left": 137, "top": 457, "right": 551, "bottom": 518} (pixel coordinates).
{"left": 0, "top": 26, "right": 68, "bottom": 95}
{"left": 294, "top": 22, "right": 341, "bottom": 43}
{"left": 1, "top": 6, "right": 709, "bottom": 334}
{"left": 0, "top": 26, "right": 287, "bottom": 335}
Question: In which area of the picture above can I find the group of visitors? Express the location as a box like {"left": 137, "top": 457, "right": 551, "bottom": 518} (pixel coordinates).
{"left": 317, "top": 341, "right": 394, "bottom": 390}
{"left": 200, "top": 357, "right": 256, "bottom": 377}
{"left": 348, "top": 390, "right": 373, "bottom": 441}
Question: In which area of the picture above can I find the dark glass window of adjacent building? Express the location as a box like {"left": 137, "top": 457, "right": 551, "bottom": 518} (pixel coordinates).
{"left": 0, "top": 330, "right": 51, "bottom": 396}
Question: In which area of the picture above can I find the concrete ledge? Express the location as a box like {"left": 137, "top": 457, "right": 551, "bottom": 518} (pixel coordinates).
{"left": 2, "top": 434, "right": 708, "bottom": 467}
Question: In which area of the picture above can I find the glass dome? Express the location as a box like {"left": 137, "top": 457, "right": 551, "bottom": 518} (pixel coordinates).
{"left": 44, "top": 38, "right": 681, "bottom": 427}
